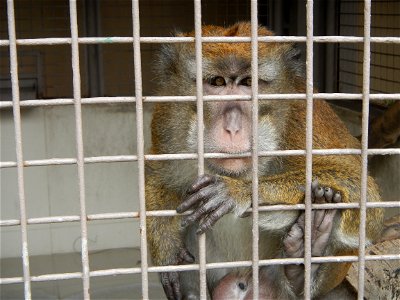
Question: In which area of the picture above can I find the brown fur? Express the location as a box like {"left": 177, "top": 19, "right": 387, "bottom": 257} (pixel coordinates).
{"left": 179, "top": 22, "right": 283, "bottom": 60}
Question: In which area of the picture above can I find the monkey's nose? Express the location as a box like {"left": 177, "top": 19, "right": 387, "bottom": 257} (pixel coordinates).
{"left": 223, "top": 106, "right": 242, "bottom": 139}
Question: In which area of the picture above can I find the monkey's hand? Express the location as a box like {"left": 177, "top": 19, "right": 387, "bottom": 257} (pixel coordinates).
{"left": 177, "top": 174, "right": 238, "bottom": 235}
{"left": 160, "top": 247, "right": 195, "bottom": 300}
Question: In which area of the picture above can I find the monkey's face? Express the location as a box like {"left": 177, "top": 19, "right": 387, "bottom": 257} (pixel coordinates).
{"left": 196, "top": 73, "right": 280, "bottom": 177}
{"left": 181, "top": 53, "right": 293, "bottom": 177}
{"left": 154, "top": 23, "right": 305, "bottom": 177}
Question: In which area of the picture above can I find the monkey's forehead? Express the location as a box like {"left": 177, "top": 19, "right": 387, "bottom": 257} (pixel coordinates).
{"left": 179, "top": 21, "right": 292, "bottom": 59}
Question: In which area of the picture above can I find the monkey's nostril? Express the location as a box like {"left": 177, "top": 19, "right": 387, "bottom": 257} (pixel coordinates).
{"left": 224, "top": 126, "right": 240, "bottom": 138}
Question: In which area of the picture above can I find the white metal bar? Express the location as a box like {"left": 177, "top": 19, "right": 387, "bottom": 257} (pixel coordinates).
{"left": 304, "top": 0, "right": 314, "bottom": 298}
{"left": 193, "top": 1, "right": 207, "bottom": 298}
{"left": 2, "top": 36, "right": 400, "bottom": 47}
{"left": 1, "top": 200, "right": 399, "bottom": 228}
{"left": 358, "top": 1, "right": 372, "bottom": 298}
{"left": 6, "top": 1, "right": 32, "bottom": 298}
{"left": 2, "top": 148, "right": 400, "bottom": 169}
{"left": 2, "top": 253, "right": 399, "bottom": 285}
{"left": 1, "top": 93, "right": 399, "bottom": 108}
{"left": 69, "top": 1, "right": 90, "bottom": 298}
{"left": 250, "top": 1, "right": 260, "bottom": 298}
{"left": 131, "top": 0, "right": 149, "bottom": 298}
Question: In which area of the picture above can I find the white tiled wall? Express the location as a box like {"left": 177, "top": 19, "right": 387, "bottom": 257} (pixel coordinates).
{"left": 1, "top": 104, "right": 153, "bottom": 258}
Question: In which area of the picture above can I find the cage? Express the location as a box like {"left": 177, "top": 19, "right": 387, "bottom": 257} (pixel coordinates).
{"left": 1, "top": 0, "right": 399, "bottom": 299}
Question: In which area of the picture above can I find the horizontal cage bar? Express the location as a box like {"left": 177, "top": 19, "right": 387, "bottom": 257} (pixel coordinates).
{"left": 1, "top": 93, "right": 398, "bottom": 109}
{"left": 1, "top": 148, "right": 399, "bottom": 169}
{"left": 1, "top": 254, "right": 399, "bottom": 285}
{"left": 1, "top": 36, "right": 400, "bottom": 47}
{"left": 1, "top": 201, "right": 398, "bottom": 227}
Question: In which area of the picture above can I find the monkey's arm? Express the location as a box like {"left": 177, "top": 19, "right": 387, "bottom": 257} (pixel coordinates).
{"left": 146, "top": 163, "right": 194, "bottom": 300}
{"left": 256, "top": 164, "right": 383, "bottom": 246}
{"left": 180, "top": 162, "right": 383, "bottom": 245}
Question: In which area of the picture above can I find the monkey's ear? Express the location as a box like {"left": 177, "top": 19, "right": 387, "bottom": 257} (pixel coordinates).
{"left": 153, "top": 29, "right": 186, "bottom": 81}
{"left": 283, "top": 44, "right": 305, "bottom": 78}
{"left": 154, "top": 43, "right": 180, "bottom": 81}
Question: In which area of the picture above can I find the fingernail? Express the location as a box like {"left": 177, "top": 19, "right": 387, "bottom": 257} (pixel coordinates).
{"left": 311, "top": 179, "right": 319, "bottom": 190}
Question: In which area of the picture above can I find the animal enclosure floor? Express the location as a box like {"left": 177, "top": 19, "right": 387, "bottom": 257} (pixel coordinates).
{"left": 0, "top": 247, "right": 167, "bottom": 299}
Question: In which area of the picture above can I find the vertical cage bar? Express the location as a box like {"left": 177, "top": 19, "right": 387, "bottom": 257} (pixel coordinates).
{"left": 194, "top": 1, "right": 207, "bottom": 298}
{"left": 69, "top": 1, "right": 90, "bottom": 298}
{"left": 6, "top": 1, "right": 32, "bottom": 298}
{"left": 131, "top": 0, "right": 149, "bottom": 298}
{"left": 250, "top": 1, "right": 260, "bottom": 299}
{"left": 304, "top": 0, "right": 314, "bottom": 299}
{"left": 357, "top": 1, "right": 371, "bottom": 298}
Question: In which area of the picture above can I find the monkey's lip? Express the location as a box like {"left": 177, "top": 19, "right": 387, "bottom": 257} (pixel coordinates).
{"left": 211, "top": 149, "right": 251, "bottom": 157}
{"left": 207, "top": 157, "right": 251, "bottom": 174}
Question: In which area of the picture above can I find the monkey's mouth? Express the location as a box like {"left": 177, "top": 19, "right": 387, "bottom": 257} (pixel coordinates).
{"left": 206, "top": 150, "right": 252, "bottom": 176}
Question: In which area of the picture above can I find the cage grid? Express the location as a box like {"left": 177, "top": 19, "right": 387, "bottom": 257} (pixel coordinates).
{"left": 1, "top": 0, "right": 400, "bottom": 299}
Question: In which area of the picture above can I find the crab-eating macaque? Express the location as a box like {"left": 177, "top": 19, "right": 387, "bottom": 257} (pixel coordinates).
{"left": 145, "top": 22, "right": 383, "bottom": 299}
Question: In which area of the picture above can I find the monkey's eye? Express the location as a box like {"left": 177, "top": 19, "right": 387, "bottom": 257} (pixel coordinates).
{"left": 210, "top": 76, "right": 226, "bottom": 86}
{"left": 240, "top": 77, "right": 251, "bottom": 86}
{"left": 238, "top": 282, "right": 247, "bottom": 291}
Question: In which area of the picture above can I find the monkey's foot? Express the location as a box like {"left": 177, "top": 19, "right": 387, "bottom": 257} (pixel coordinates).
{"left": 283, "top": 180, "right": 342, "bottom": 294}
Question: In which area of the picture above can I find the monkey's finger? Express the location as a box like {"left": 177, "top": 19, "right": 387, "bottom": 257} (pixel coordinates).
{"left": 311, "top": 211, "right": 336, "bottom": 257}
{"left": 196, "top": 201, "right": 235, "bottom": 234}
{"left": 172, "top": 279, "right": 182, "bottom": 300}
{"left": 333, "top": 191, "right": 342, "bottom": 203}
{"left": 313, "top": 208, "right": 326, "bottom": 231}
{"left": 312, "top": 203, "right": 338, "bottom": 256}
{"left": 314, "top": 186, "right": 325, "bottom": 203}
{"left": 323, "top": 187, "right": 333, "bottom": 202}
{"left": 181, "top": 196, "right": 220, "bottom": 227}
{"left": 178, "top": 248, "right": 195, "bottom": 264}
{"left": 283, "top": 222, "right": 304, "bottom": 258}
{"left": 177, "top": 187, "right": 217, "bottom": 213}
{"left": 313, "top": 186, "right": 334, "bottom": 230}
{"left": 161, "top": 272, "right": 181, "bottom": 300}
{"left": 317, "top": 209, "right": 336, "bottom": 234}
{"left": 311, "top": 179, "right": 319, "bottom": 191}
{"left": 186, "top": 174, "right": 217, "bottom": 194}
{"left": 181, "top": 208, "right": 206, "bottom": 228}
{"left": 296, "top": 211, "right": 306, "bottom": 231}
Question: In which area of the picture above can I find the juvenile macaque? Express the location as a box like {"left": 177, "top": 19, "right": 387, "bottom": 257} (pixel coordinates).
{"left": 145, "top": 22, "right": 383, "bottom": 299}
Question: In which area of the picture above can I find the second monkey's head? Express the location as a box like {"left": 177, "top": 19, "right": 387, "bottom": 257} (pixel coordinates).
{"left": 153, "top": 22, "right": 305, "bottom": 177}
